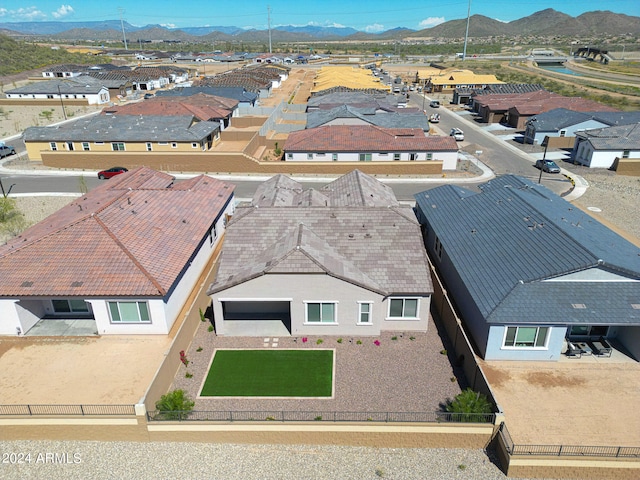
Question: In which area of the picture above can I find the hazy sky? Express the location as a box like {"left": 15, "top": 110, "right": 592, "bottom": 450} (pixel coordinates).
{"left": 1, "top": 1, "right": 638, "bottom": 32}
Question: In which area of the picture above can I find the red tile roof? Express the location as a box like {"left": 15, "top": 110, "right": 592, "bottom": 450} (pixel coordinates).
{"left": 284, "top": 125, "right": 459, "bottom": 152}
{"left": 103, "top": 100, "right": 232, "bottom": 122}
{"left": 0, "top": 167, "right": 234, "bottom": 298}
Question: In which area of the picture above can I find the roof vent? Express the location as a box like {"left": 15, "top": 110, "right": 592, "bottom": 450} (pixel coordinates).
{"left": 571, "top": 303, "right": 587, "bottom": 309}
{"left": 348, "top": 233, "right": 355, "bottom": 239}
{"left": 71, "top": 281, "right": 83, "bottom": 287}
{"left": 632, "top": 304, "right": 640, "bottom": 310}
{"left": 20, "top": 281, "right": 33, "bottom": 288}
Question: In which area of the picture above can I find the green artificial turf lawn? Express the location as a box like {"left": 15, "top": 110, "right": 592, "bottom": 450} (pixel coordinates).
{"left": 200, "top": 350, "right": 333, "bottom": 397}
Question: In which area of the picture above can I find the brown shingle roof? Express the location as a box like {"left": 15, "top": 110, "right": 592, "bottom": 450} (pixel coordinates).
{"left": 284, "top": 125, "right": 458, "bottom": 152}
{"left": 0, "top": 167, "right": 234, "bottom": 298}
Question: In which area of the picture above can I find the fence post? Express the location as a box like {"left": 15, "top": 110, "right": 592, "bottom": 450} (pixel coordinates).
{"left": 386, "top": 412, "right": 389, "bottom": 423}
{"left": 558, "top": 445, "right": 563, "bottom": 456}
{"left": 27, "top": 405, "right": 32, "bottom": 416}
{"left": 80, "top": 405, "right": 85, "bottom": 416}
{"left": 616, "top": 446, "right": 621, "bottom": 457}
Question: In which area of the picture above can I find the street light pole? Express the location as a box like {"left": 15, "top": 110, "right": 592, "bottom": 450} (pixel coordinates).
{"left": 538, "top": 139, "right": 548, "bottom": 184}
{"left": 57, "top": 84, "right": 67, "bottom": 120}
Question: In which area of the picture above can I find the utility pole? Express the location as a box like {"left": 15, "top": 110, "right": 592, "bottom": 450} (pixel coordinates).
{"left": 462, "top": 0, "right": 472, "bottom": 61}
{"left": 267, "top": 6, "right": 272, "bottom": 54}
{"left": 119, "top": 8, "right": 128, "bottom": 50}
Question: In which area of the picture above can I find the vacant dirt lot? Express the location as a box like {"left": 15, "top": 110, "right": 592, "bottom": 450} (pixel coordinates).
{"left": 482, "top": 355, "right": 640, "bottom": 446}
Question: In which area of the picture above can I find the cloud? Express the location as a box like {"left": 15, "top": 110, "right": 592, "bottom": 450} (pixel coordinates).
{"left": 8, "top": 7, "right": 47, "bottom": 20}
{"left": 52, "top": 5, "right": 74, "bottom": 19}
{"left": 364, "top": 23, "right": 385, "bottom": 33}
{"left": 418, "top": 17, "right": 445, "bottom": 28}
{"left": 0, "top": 8, "right": 7, "bottom": 17}
{"left": 161, "top": 23, "right": 177, "bottom": 29}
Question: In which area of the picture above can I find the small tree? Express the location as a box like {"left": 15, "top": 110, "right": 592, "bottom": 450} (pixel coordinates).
{"left": 445, "top": 388, "right": 492, "bottom": 422}
{"left": 155, "top": 389, "right": 195, "bottom": 420}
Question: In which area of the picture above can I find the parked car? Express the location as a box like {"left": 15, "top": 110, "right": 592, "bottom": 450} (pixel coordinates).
{"left": 535, "top": 159, "right": 561, "bottom": 173}
{"left": 143, "top": 93, "right": 154, "bottom": 99}
{"left": 97, "top": 167, "right": 128, "bottom": 179}
{"left": 429, "top": 113, "right": 440, "bottom": 123}
{"left": 450, "top": 128, "right": 464, "bottom": 141}
{"left": 0, "top": 145, "right": 16, "bottom": 158}
{"left": 429, "top": 100, "right": 440, "bottom": 108}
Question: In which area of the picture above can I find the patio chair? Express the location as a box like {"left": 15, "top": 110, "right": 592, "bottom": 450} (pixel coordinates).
{"left": 589, "top": 337, "right": 612, "bottom": 358}
{"left": 566, "top": 341, "right": 582, "bottom": 359}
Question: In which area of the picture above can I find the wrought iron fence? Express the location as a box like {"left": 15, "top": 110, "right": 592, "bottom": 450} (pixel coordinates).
{"left": 0, "top": 404, "right": 136, "bottom": 416}
{"left": 147, "top": 410, "right": 495, "bottom": 423}
{"left": 499, "top": 422, "right": 640, "bottom": 458}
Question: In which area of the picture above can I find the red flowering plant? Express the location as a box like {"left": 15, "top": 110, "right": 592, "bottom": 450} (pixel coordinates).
{"left": 374, "top": 340, "right": 381, "bottom": 346}
{"left": 179, "top": 350, "right": 189, "bottom": 366}
{"left": 302, "top": 337, "right": 308, "bottom": 343}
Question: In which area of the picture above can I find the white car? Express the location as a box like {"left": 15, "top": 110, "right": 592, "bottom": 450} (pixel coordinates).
{"left": 450, "top": 128, "right": 464, "bottom": 141}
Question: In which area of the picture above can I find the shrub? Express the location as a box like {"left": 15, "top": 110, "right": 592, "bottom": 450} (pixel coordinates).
{"left": 337, "top": 338, "right": 343, "bottom": 343}
{"left": 391, "top": 336, "right": 398, "bottom": 340}
{"left": 155, "top": 389, "right": 195, "bottom": 420}
{"left": 445, "top": 388, "right": 492, "bottom": 422}
{"left": 409, "top": 336, "right": 415, "bottom": 341}
{"left": 185, "top": 372, "right": 193, "bottom": 378}
{"left": 196, "top": 346, "right": 203, "bottom": 352}
{"left": 208, "top": 325, "right": 214, "bottom": 332}
{"left": 199, "top": 308, "right": 206, "bottom": 322}
{"left": 440, "top": 349, "right": 447, "bottom": 355}
{"left": 316, "top": 338, "right": 323, "bottom": 345}
{"left": 314, "top": 416, "right": 322, "bottom": 421}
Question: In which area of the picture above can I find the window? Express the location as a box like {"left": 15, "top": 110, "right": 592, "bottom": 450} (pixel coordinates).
{"left": 158, "top": 142, "right": 168, "bottom": 146}
{"left": 358, "top": 302, "right": 372, "bottom": 324}
{"left": 305, "top": 302, "right": 337, "bottom": 324}
{"left": 111, "top": 142, "right": 125, "bottom": 151}
{"left": 146, "top": 142, "right": 153, "bottom": 151}
{"left": 426, "top": 153, "right": 433, "bottom": 160}
{"left": 359, "top": 153, "right": 372, "bottom": 162}
{"left": 82, "top": 142, "right": 90, "bottom": 151}
{"left": 622, "top": 150, "right": 630, "bottom": 159}
{"left": 332, "top": 153, "right": 338, "bottom": 161}
{"left": 287, "top": 153, "right": 293, "bottom": 160}
{"left": 503, "top": 326, "right": 548, "bottom": 348}
{"left": 559, "top": 130, "right": 566, "bottom": 137}
{"left": 50, "top": 142, "right": 57, "bottom": 151}
{"left": 52, "top": 299, "right": 89, "bottom": 314}
{"left": 208, "top": 222, "right": 218, "bottom": 245}
{"left": 191, "top": 142, "right": 198, "bottom": 148}
{"left": 393, "top": 153, "right": 400, "bottom": 161}
{"left": 307, "top": 153, "right": 313, "bottom": 160}
{"left": 569, "top": 325, "right": 608, "bottom": 337}
{"left": 108, "top": 301, "right": 150, "bottom": 323}
{"left": 388, "top": 298, "right": 419, "bottom": 319}
{"left": 434, "top": 236, "right": 443, "bottom": 259}
{"left": 171, "top": 142, "right": 178, "bottom": 148}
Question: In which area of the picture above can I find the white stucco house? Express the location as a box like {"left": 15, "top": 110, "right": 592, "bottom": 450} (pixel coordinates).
{"left": 573, "top": 123, "right": 640, "bottom": 168}
{"left": 0, "top": 167, "right": 235, "bottom": 336}
{"left": 207, "top": 170, "right": 433, "bottom": 337}
{"left": 4, "top": 76, "right": 111, "bottom": 105}
{"left": 283, "top": 125, "right": 459, "bottom": 170}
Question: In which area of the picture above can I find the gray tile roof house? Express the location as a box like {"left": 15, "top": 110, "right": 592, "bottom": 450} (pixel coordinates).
{"left": 524, "top": 108, "right": 640, "bottom": 145}
{"left": 414, "top": 174, "right": 640, "bottom": 361}
{"left": 306, "top": 105, "right": 430, "bottom": 132}
{"left": 155, "top": 87, "right": 258, "bottom": 107}
{"left": 207, "top": 170, "right": 432, "bottom": 337}
{"left": 23, "top": 114, "right": 220, "bottom": 143}
{"left": 4, "top": 76, "right": 110, "bottom": 104}
{"left": 573, "top": 122, "right": 640, "bottom": 168}
{"left": 307, "top": 91, "right": 404, "bottom": 111}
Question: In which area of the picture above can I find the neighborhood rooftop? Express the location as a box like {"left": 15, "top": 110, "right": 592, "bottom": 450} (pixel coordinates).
{"left": 0, "top": 167, "right": 235, "bottom": 297}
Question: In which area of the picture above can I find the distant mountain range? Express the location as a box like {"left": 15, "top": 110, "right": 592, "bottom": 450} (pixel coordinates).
{"left": 1, "top": 10, "right": 639, "bottom": 43}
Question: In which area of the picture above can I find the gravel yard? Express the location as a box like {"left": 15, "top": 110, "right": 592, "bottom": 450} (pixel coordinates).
{"left": 169, "top": 316, "right": 465, "bottom": 415}
{"left": 0, "top": 441, "right": 544, "bottom": 480}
